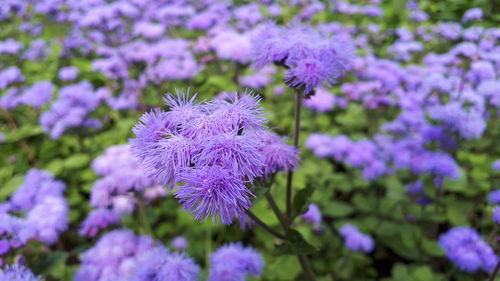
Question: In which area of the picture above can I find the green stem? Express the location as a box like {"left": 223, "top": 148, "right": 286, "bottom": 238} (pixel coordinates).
{"left": 489, "top": 260, "right": 500, "bottom": 281}
{"left": 137, "top": 198, "right": 154, "bottom": 238}
{"left": 246, "top": 210, "right": 286, "bottom": 239}
{"left": 265, "top": 192, "right": 288, "bottom": 230}
{"left": 298, "top": 254, "right": 316, "bottom": 281}
{"left": 265, "top": 192, "right": 316, "bottom": 281}
{"left": 286, "top": 89, "right": 302, "bottom": 222}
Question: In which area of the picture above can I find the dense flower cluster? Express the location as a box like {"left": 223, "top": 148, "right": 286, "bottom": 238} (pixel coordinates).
{"left": 439, "top": 227, "right": 497, "bottom": 273}
{"left": 130, "top": 247, "right": 200, "bottom": 281}
{"left": 0, "top": 265, "right": 42, "bottom": 281}
{"left": 130, "top": 92, "right": 299, "bottom": 224}
{"left": 74, "top": 229, "right": 155, "bottom": 281}
{"left": 340, "top": 224, "right": 374, "bottom": 253}
{"left": 251, "top": 23, "right": 354, "bottom": 94}
{"left": 208, "top": 243, "right": 264, "bottom": 281}
{"left": 0, "top": 169, "right": 68, "bottom": 264}
{"left": 40, "top": 82, "right": 106, "bottom": 139}
{"left": 80, "top": 144, "right": 165, "bottom": 237}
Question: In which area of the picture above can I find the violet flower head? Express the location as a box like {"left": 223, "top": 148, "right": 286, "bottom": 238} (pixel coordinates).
{"left": 171, "top": 236, "right": 188, "bottom": 251}
{"left": 131, "top": 91, "right": 294, "bottom": 224}
{"left": 254, "top": 131, "right": 300, "bottom": 178}
{"left": 463, "top": 8, "right": 483, "bottom": 22}
{"left": 79, "top": 209, "right": 120, "bottom": 237}
{"left": 24, "top": 196, "right": 68, "bottom": 245}
{"left": 208, "top": 243, "right": 264, "bottom": 281}
{"left": 488, "top": 190, "right": 500, "bottom": 204}
{"left": 10, "top": 169, "right": 66, "bottom": 211}
{"left": 439, "top": 227, "right": 497, "bottom": 273}
{"left": 131, "top": 247, "right": 200, "bottom": 281}
{"left": 21, "top": 81, "right": 54, "bottom": 108}
{"left": 74, "top": 229, "right": 155, "bottom": 281}
{"left": 493, "top": 207, "right": 500, "bottom": 224}
{"left": 175, "top": 165, "right": 253, "bottom": 225}
{"left": 58, "top": 66, "right": 79, "bottom": 81}
{"left": 492, "top": 160, "right": 500, "bottom": 171}
{"left": 0, "top": 265, "right": 42, "bottom": 281}
{"left": 340, "top": 224, "right": 374, "bottom": 253}
{"left": 251, "top": 23, "right": 354, "bottom": 95}
{"left": 301, "top": 203, "right": 322, "bottom": 224}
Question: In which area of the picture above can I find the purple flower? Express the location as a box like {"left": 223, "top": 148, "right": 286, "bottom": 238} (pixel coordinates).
{"left": 175, "top": 166, "right": 253, "bottom": 225}
{"left": 79, "top": 209, "right": 120, "bottom": 237}
{"left": 493, "top": 207, "right": 500, "bottom": 224}
{"left": 251, "top": 23, "right": 354, "bottom": 94}
{"left": 301, "top": 203, "right": 322, "bottom": 224}
{"left": 463, "top": 8, "right": 483, "bottom": 22}
{"left": 10, "top": 169, "right": 65, "bottom": 211}
{"left": 0, "top": 38, "right": 23, "bottom": 54}
{"left": 131, "top": 247, "right": 200, "bottom": 281}
{"left": 493, "top": 160, "right": 500, "bottom": 171}
{"left": 211, "top": 30, "right": 252, "bottom": 63}
{"left": 171, "top": 236, "right": 188, "bottom": 251}
{"left": 0, "top": 66, "right": 24, "bottom": 90}
{"left": 22, "top": 81, "right": 54, "bottom": 108}
{"left": 74, "top": 230, "right": 155, "bottom": 281}
{"left": 208, "top": 243, "right": 264, "bottom": 281}
{"left": 58, "top": 66, "right": 79, "bottom": 81}
{"left": 340, "top": 224, "right": 374, "bottom": 253}
{"left": 131, "top": 92, "right": 296, "bottom": 224}
{"left": 439, "top": 227, "right": 497, "bottom": 273}
{"left": 488, "top": 190, "right": 500, "bottom": 204}
{"left": 0, "top": 265, "right": 42, "bottom": 281}
{"left": 24, "top": 196, "right": 68, "bottom": 245}
{"left": 254, "top": 131, "right": 299, "bottom": 178}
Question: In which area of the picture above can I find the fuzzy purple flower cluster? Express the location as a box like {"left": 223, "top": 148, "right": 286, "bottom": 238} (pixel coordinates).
{"left": 130, "top": 91, "right": 299, "bottom": 224}
{"left": 252, "top": 23, "right": 354, "bottom": 94}
{"left": 208, "top": 243, "right": 264, "bottom": 281}
{"left": 340, "top": 224, "right": 374, "bottom": 253}
{"left": 0, "top": 169, "right": 68, "bottom": 265}
{"left": 439, "top": 227, "right": 497, "bottom": 273}
{"left": 80, "top": 144, "right": 165, "bottom": 237}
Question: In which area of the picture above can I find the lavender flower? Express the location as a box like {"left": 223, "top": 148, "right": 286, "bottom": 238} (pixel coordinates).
{"left": 79, "top": 209, "right": 120, "bottom": 237}
{"left": 0, "top": 265, "right": 42, "bottom": 281}
{"left": 462, "top": 8, "right": 483, "bottom": 22}
{"left": 208, "top": 243, "right": 264, "bottom": 281}
{"left": 301, "top": 203, "right": 322, "bottom": 224}
{"left": 58, "top": 66, "right": 79, "bottom": 81}
{"left": 488, "top": 190, "right": 500, "bottom": 204}
{"left": 340, "top": 224, "right": 374, "bottom": 253}
{"left": 493, "top": 160, "right": 500, "bottom": 171}
{"left": 171, "top": 236, "right": 188, "bottom": 251}
{"left": 131, "top": 92, "right": 298, "bottom": 224}
{"left": 493, "top": 207, "right": 500, "bottom": 224}
{"left": 439, "top": 227, "right": 497, "bottom": 273}
{"left": 251, "top": 23, "right": 354, "bottom": 94}
{"left": 0, "top": 67, "right": 24, "bottom": 90}
{"left": 74, "top": 230, "right": 155, "bottom": 281}
{"left": 175, "top": 165, "right": 253, "bottom": 225}
{"left": 130, "top": 247, "right": 200, "bottom": 281}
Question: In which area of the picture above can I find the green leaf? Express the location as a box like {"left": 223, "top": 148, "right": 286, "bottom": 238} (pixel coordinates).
{"left": 412, "top": 266, "right": 434, "bottom": 281}
{"left": 273, "top": 229, "right": 318, "bottom": 256}
{"left": 64, "top": 154, "right": 90, "bottom": 169}
{"left": 292, "top": 185, "right": 314, "bottom": 219}
{"left": 323, "top": 200, "right": 354, "bottom": 217}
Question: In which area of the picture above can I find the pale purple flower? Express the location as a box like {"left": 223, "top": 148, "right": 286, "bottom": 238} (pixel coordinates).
{"left": 58, "top": 66, "right": 79, "bottom": 81}
{"left": 463, "top": 8, "right": 483, "bottom": 22}
{"left": 130, "top": 247, "right": 200, "bottom": 281}
{"left": 79, "top": 209, "right": 120, "bottom": 237}
{"left": 340, "top": 224, "right": 374, "bottom": 253}
{"left": 208, "top": 243, "right": 264, "bottom": 281}
{"left": 0, "top": 265, "right": 42, "bottom": 281}
{"left": 439, "top": 227, "right": 497, "bottom": 273}
{"left": 301, "top": 203, "right": 322, "bottom": 224}
{"left": 171, "top": 236, "right": 188, "bottom": 251}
